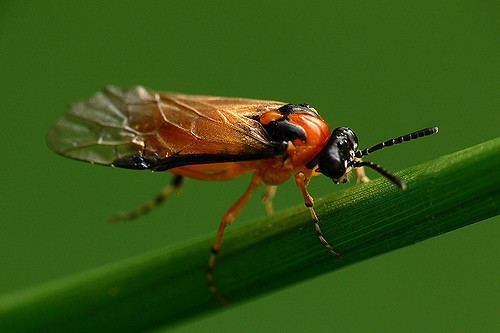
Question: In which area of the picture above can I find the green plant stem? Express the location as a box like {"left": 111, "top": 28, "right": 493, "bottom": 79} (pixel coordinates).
{"left": 1, "top": 138, "right": 499, "bottom": 332}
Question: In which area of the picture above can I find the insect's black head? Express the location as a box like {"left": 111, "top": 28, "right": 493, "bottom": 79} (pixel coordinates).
{"left": 309, "top": 126, "right": 439, "bottom": 189}
{"left": 313, "top": 127, "right": 358, "bottom": 184}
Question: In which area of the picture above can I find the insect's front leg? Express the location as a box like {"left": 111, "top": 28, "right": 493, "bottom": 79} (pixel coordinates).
{"left": 208, "top": 174, "right": 262, "bottom": 303}
{"left": 355, "top": 166, "right": 370, "bottom": 184}
{"left": 294, "top": 172, "right": 339, "bottom": 257}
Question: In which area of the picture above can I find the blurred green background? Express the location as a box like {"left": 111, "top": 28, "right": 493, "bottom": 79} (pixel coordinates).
{"left": 1, "top": 1, "right": 498, "bottom": 332}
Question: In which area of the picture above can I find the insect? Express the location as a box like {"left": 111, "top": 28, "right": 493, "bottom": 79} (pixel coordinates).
{"left": 47, "top": 86, "right": 438, "bottom": 301}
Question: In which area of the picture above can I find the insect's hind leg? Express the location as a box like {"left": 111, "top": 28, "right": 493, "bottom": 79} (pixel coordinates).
{"left": 109, "top": 175, "right": 184, "bottom": 223}
{"left": 208, "top": 175, "right": 262, "bottom": 304}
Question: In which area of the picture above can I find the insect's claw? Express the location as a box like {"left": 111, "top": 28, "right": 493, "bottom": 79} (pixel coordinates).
{"left": 108, "top": 215, "right": 120, "bottom": 224}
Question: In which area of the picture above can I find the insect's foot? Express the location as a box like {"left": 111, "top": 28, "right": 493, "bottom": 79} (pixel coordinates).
{"left": 358, "top": 175, "right": 370, "bottom": 184}
{"left": 108, "top": 213, "right": 132, "bottom": 223}
{"left": 207, "top": 250, "right": 231, "bottom": 306}
{"left": 324, "top": 245, "right": 341, "bottom": 258}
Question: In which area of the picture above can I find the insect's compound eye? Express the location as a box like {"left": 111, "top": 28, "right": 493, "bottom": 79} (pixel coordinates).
{"left": 335, "top": 127, "right": 359, "bottom": 151}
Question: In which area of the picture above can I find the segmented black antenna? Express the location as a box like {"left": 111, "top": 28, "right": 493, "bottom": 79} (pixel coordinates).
{"left": 355, "top": 127, "right": 438, "bottom": 158}
{"left": 352, "top": 160, "right": 407, "bottom": 190}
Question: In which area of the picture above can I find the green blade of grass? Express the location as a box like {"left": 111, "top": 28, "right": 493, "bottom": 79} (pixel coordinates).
{"left": 1, "top": 138, "right": 499, "bottom": 332}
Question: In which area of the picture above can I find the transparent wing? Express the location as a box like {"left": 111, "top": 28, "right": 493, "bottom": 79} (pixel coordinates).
{"left": 47, "top": 86, "right": 285, "bottom": 169}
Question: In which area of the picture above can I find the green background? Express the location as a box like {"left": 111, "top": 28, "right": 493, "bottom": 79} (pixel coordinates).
{"left": 1, "top": 1, "right": 498, "bottom": 332}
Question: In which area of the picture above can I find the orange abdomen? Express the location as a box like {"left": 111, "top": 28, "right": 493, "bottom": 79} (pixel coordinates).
{"left": 171, "top": 162, "right": 254, "bottom": 180}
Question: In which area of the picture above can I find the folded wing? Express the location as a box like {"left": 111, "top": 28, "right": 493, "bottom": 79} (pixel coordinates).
{"left": 47, "top": 86, "right": 286, "bottom": 170}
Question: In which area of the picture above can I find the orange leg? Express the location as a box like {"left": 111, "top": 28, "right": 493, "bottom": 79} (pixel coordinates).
{"left": 208, "top": 174, "right": 262, "bottom": 303}
{"left": 355, "top": 166, "right": 370, "bottom": 184}
{"left": 261, "top": 185, "right": 277, "bottom": 216}
{"left": 295, "top": 172, "right": 339, "bottom": 257}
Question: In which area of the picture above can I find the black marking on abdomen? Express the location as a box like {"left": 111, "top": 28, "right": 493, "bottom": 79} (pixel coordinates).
{"left": 111, "top": 149, "right": 284, "bottom": 171}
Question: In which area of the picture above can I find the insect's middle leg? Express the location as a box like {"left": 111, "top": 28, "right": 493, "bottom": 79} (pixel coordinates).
{"left": 261, "top": 185, "right": 277, "bottom": 216}
{"left": 208, "top": 175, "right": 262, "bottom": 302}
{"left": 295, "top": 172, "right": 339, "bottom": 257}
{"left": 109, "top": 175, "right": 184, "bottom": 223}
